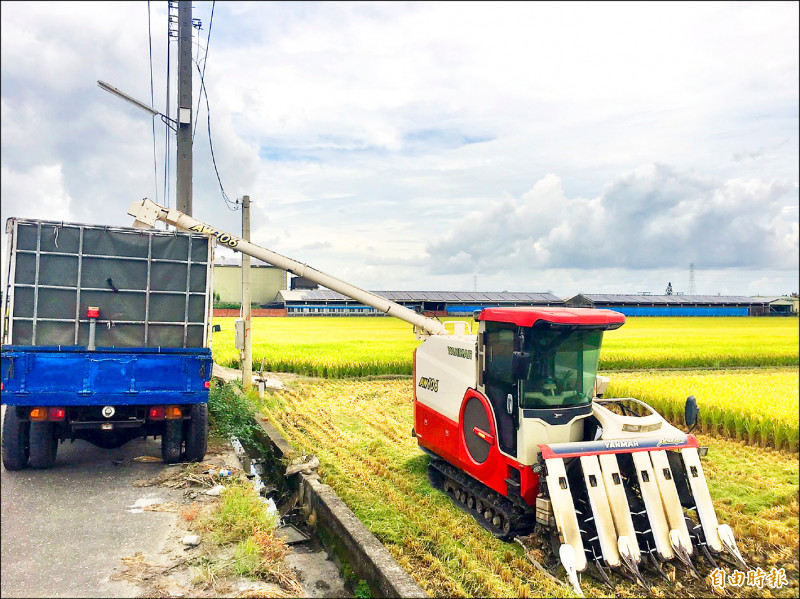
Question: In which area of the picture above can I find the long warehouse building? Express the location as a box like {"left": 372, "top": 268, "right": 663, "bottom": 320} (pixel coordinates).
{"left": 565, "top": 294, "right": 793, "bottom": 316}
{"left": 277, "top": 289, "right": 564, "bottom": 316}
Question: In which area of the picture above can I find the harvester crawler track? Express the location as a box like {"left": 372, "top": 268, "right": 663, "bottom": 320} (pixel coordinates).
{"left": 428, "top": 459, "right": 536, "bottom": 540}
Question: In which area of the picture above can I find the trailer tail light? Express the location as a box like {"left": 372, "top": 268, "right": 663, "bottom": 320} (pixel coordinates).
{"left": 149, "top": 406, "right": 166, "bottom": 420}
{"left": 166, "top": 406, "right": 183, "bottom": 419}
{"left": 204, "top": 381, "right": 210, "bottom": 389}
{"left": 87, "top": 306, "right": 100, "bottom": 318}
{"left": 48, "top": 407, "right": 66, "bottom": 421}
{"left": 30, "top": 407, "right": 48, "bottom": 421}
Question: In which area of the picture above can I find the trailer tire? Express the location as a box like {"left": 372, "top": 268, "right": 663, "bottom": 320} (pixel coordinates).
{"left": 2, "top": 408, "right": 30, "bottom": 471}
{"left": 161, "top": 420, "right": 183, "bottom": 464}
{"left": 29, "top": 421, "right": 58, "bottom": 469}
{"left": 184, "top": 404, "right": 208, "bottom": 462}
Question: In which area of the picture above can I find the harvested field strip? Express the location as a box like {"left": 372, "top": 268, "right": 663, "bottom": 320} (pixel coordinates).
{"left": 605, "top": 367, "right": 799, "bottom": 451}
{"left": 261, "top": 379, "right": 799, "bottom": 598}
{"left": 264, "top": 381, "right": 564, "bottom": 598}
{"left": 212, "top": 317, "right": 799, "bottom": 377}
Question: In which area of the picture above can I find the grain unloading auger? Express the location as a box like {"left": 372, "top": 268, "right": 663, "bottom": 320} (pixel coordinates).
{"left": 128, "top": 199, "right": 746, "bottom": 594}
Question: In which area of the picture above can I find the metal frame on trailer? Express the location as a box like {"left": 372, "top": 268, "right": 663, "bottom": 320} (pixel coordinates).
{"left": 3, "top": 218, "right": 214, "bottom": 349}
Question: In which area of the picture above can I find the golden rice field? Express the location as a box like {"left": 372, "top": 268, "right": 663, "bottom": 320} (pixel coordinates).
{"left": 211, "top": 316, "right": 798, "bottom": 376}
{"left": 259, "top": 378, "right": 799, "bottom": 598}
{"left": 606, "top": 367, "right": 799, "bottom": 451}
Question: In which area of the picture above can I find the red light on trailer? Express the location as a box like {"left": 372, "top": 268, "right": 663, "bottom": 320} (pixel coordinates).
{"left": 48, "top": 407, "right": 66, "bottom": 421}
{"left": 30, "top": 407, "right": 48, "bottom": 421}
{"left": 204, "top": 381, "right": 210, "bottom": 389}
{"left": 149, "top": 406, "right": 166, "bottom": 420}
{"left": 87, "top": 306, "right": 100, "bottom": 318}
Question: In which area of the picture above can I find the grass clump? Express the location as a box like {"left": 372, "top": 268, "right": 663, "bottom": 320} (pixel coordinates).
{"left": 207, "top": 381, "right": 261, "bottom": 447}
{"left": 198, "top": 481, "right": 277, "bottom": 545}
{"left": 191, "top": 479, "right": 302, "bottom": 595}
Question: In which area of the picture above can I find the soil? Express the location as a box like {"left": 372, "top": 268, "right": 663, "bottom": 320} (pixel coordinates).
{"left": 111, "top": 438, "right": 349, "bottom": 598}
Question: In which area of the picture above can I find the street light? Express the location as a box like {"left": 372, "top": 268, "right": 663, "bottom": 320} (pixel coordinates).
{"left": 97, "top": 80, "right": 176, "bottom": 128}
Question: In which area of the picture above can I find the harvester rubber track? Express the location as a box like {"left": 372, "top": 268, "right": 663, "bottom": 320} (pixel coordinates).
{"left": 428, "top": 458, "right": 536, "bottom": 540}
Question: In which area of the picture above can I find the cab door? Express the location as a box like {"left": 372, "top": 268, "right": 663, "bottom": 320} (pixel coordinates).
{"left": 480, "top": 321, "right": 518, "bottom": 457}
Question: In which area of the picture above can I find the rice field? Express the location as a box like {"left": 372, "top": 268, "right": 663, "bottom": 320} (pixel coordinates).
{"left": 211, "top": 316, "right": 798, "bottom": 376}
{"left": 605, "top": 367, "right": 799, "bottom": 451}
{"left": 258, "top": 378, "right": 799, "bottom": 598}
{"left": 221, "top": 314, "right": 798, "bottom": 597}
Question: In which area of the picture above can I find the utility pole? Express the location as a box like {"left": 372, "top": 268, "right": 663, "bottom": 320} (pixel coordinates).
{"left": 241, "top": 196, "right": 252, "bottom": 390}
{"left": 176, "top": 1, "right": 193, "bottom": 215}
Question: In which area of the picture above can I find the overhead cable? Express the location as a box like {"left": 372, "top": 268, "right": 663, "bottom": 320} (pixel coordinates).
{"left": 194, "top": 57, "right": 238, "bottom": 211}
{"left": 147, "top": 1, "right": 159, "bottom": 204}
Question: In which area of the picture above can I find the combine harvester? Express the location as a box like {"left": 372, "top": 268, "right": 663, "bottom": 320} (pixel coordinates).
{"left": 128, "top": 199, "right": 747, "bottom": 594}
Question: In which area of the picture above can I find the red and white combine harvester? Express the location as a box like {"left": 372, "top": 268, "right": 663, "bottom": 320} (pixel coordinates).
{"left": 129, "top": 199, "right": 746, "bottom": 594}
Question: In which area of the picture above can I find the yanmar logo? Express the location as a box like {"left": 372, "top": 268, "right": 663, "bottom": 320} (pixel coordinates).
{"left": 447, "top": 346, "right": 473, "bottom": 360}
{"left": 604, "top": 440, "right": 639, "bottom": 449}
{"left": 418, "top": 377, "right": 439, "bottom": 393}
{"left": 188, "top": 224, "right": 240, "bottom": 248}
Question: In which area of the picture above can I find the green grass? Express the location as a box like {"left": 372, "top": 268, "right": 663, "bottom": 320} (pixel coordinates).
{"left": 199, "top": 481, "right": 278, "bottom": 545}
{"left": 207, "top": 381, "right": 262, "bottom": 447}
{"left": 211, "top": 316, "right": 798, "bottom": 378}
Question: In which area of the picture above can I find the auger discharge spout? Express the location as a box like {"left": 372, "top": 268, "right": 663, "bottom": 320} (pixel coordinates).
{"left": 128, "top": 198, "right": 449, "bottom": 337}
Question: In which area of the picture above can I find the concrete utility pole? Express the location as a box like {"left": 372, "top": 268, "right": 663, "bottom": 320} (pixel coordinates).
{"left": 176, "top": 0, "right": 193, "bottom": 215}
{"left": 241, "top": 196, "right": 252, "bottom": 390}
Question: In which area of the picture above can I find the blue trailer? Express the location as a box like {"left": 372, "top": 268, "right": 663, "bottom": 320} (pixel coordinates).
{"left": 1, "top": 218, "right": 215, "bottom": 469}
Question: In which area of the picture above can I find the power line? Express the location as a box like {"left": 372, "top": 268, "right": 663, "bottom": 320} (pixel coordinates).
{"left": 165, "top": 1, "right": 179, "bottom": 210}
{"left": 194, "top": 57, "right": 238, "bottom": 211}
{"left": 147, "top": 1, "right": 159, "bottom": 204}
{"left": 193, "top": 1, "right": 214, "bottom": 141}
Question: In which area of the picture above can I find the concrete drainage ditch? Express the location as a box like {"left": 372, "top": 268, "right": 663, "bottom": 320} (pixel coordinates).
{"left": 230, "top": 415, "right": 427, "bottom": 598}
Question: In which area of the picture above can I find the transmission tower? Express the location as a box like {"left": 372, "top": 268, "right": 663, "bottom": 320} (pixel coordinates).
{"left": 689, "top": 263, "right": 696, "bottom": 295}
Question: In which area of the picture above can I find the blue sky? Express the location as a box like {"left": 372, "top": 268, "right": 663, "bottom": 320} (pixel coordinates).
{"left": 1, "top": 1, "right": 797, "bottom": 297}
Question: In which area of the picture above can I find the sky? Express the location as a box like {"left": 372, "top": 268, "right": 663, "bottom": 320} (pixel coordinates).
{"left": 1, "top": 1, "right": 798, "bottom": 299}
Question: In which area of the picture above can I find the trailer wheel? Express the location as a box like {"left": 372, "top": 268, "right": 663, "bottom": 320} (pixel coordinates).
{"left": 29, "top": 421, "right": 58, "bottom": 469}
{"left": 161, "top": 420, "right": 183, "bottom": 464}
{"left": 183, "top": 404, "right": 208, "bottom": 462}
{"left": 2, "top": 408, "right": 30, "bottom": 471}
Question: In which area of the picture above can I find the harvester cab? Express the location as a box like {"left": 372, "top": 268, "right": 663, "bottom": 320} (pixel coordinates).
{"left": 474, "top": 307, "right": 624, "bottom": 467}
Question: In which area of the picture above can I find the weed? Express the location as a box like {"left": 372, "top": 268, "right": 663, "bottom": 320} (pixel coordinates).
{"left": 355, "top": 580, "right": 371, "bottom": 598}
{"left": 208, "top": 382, "right": 260, "bottom": 446}
{"left": 198, "top": 481, "right": 277, "bottom": 545}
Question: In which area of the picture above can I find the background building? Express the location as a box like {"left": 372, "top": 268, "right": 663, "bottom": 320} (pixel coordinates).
{"left": 277, "top": 290, "right": 564, "bottom": 316}
{"left": 564, "top": 294, "right": 790, "bottom": 316}
{"left": 213, "top": 263, "right": 286, "bottom": 306}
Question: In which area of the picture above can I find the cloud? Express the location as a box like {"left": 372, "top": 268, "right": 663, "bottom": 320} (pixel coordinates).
{"left": 426, "top": 164, "right": 798, "bottom": 275}
{"left": 1, "top": 2, "right": 797, "bottom": 297}
{"left": 1, "top": 163, "right": 74, "bottom": 222}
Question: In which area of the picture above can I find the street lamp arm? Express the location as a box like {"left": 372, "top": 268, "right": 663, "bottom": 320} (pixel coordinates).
{"left": 97, "top": 80, "right": 176, "bottom": 125}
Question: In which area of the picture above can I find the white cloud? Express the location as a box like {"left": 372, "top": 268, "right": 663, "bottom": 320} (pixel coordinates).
{"left": 1, "top": 163, "right": 74, "bottom": 222}
{"left": 427, "top": 164, "right": 798, "bottom": 274}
